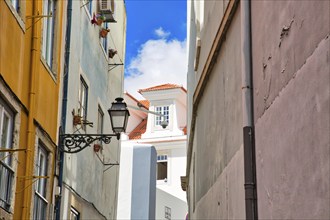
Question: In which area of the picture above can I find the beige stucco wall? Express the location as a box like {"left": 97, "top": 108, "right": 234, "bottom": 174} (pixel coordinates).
{"left": 252, "top": 1, "right": 330, "bottom": 219}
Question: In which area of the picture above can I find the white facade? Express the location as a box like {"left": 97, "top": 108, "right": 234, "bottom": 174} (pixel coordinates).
{"left": 117, "top": 144, "right": 157, "bottom": 220}
{"left": 120, "top": 84, "right": 188, "bottom": 220}
{"left": 59, "top": 0, "right": 127, "bottom": 219}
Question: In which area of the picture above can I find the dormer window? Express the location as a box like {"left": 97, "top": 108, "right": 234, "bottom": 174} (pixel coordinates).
{"left": 155, "top": 106, "right": 169, "bottom": 126}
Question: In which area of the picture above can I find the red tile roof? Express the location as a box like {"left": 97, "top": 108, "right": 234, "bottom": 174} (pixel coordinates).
{"left": 128, "top": 118, "right": 147, "bottom": 140}
{"left": 138, "top": 83, "right": 187, "bottom": 93}
{"left": 138, "top": 100, "right": 150, "bottom": 109}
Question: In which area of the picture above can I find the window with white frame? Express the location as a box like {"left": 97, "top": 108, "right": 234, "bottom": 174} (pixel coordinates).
{"left": 33, "top": 144, "right": 49, "bottom": 220}
{"left": 78, "top": 77, "right": 88, "bottom": 129}
{"left": 83, "top": 0, "right": 93, "bottom": 16}
{"left": 157, "top": 154, "right": 168, "bottom": 181}
{"left": 70, "top": 207, "right": 80, "bottom": 220}
{"left": 42, "top": 0, "right": 55, "bottom": 69}
{"left": 97, "top": 106, "right": 104, "bottom": 134}
{"left": 165, "top": 206, "right": 171, "bottom": 220}
{"left": 0, "top": 98, "right": 14, "bottom": 211}
{"left": 101, "top": 22, "right": 108, "bottom": 53}
{"left": 97, "top": 106, "right": 104, "bottom": 145}
{"left": 155, "top": 106, "right": 169, "bottom": 126}
{"left": 10, "top": 0, "right": 20, "bottom": 12}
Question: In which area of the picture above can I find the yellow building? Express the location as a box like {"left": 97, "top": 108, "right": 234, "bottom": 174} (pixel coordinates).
{"left": 0, "top": 0, "right": 64, "bottom": 219}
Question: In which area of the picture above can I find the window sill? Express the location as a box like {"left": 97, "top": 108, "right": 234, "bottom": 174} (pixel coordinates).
{"left": 4, "top": 0, "right": 26, "bottom": 33}
{"left": 40, "top": 57, "right": 57, "bottom": 83}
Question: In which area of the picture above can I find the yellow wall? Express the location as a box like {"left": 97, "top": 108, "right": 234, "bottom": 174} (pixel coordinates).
{"left": 0, "top": 0, "right": 64, "bottom": 219}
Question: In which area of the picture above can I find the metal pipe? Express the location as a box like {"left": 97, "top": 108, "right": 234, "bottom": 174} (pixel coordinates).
{"left": 55, "top": 0, "right": 72, "bottom": 219}
{"left": 22, "top": 0, "right": 39, "bottom": 218}
{"left": 241, "top": 0, "right": 258, "bottom": 219}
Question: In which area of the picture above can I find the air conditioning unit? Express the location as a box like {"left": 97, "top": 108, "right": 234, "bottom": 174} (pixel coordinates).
{"left": 99, "top": 0, "right": 116, "bottom": 23}
{"left": 99, "top": 0, "right": 113, "bottom": 11}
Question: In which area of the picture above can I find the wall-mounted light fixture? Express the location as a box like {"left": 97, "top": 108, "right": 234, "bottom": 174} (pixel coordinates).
{"left": 59, "top": 97, "right": 130, "bottom": 153}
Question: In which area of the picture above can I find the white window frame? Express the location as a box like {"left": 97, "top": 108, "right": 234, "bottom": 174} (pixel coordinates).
{"left": 70, "top": 206, "right": 80, "bottom": 220}
{"left": 42, "top": 0, "right": 55, "bottom": 69}
{"left": 101, "top": 22, "right": 108, "bottom": 53}
{"left": 155, "top": 106, "right": 169, "bottom": 126}
{"left": 10, "top": 0, "right": 19, "bottom": 12}
{"left": 156, "top": 154, "right": 168, "bottom": 182}
{"left": 83, "top": 0, "right": 93, "bottom": 17}
{"left": 165, "top": 206, "right": 171, "bottom": 220}
{"left": 78, "top": 76, "right": 89, "bottom": 128}
{"left": 33, "top": 144, "right": 49, "bottom": 220}
{"left": 0, "top": 99, "right": 14, "bottom": 211}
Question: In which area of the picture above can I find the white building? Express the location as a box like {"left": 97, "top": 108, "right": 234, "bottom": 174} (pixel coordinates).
{"left": 57, "top": 0, "right": 127, "bottom": 219}
{"left": 119, "top": 84, "right": 188, "bottom": 220}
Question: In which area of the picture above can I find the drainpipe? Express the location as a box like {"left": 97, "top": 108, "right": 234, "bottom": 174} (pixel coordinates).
{"left": 55, "top": 0, "right": 72, "bottom": 219}
{"left": 22, "top": 0, "right": 38, "bottom": 219}
{"left": 241, "top": 0, "right": 258, "bottom": 219}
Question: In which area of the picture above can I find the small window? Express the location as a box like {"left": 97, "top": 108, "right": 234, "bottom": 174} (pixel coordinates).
{"left": 97, "top": 106, "right": 104, "bottom": 134}
{"left": 101, "top": 22, "right": 108, "bottom": 52}
{"left": 97, "top": 106, "right": 104, "bottom": 145}
{"left": 70, "top": 207, "right": 80, "bottom": 220}
{"left": 165, "top": 206, "right": 171, "bottom": 220}
{"left": 157, "top": 154, "right": 168, "bottom": 181}
{"left": 83, "top": 0, "right": 93, "bottom": 16}
{"left": 42, "top": 0, "right": 56, "bottom": 70}
{"left": 0, "top": 98, "right": 14, "bottom": 211}
{"left": 10, "top": 0, "right": 20, "bottom": 12}
{"left": 155, "top": 106, "right": 169, "bottom": 126}
{"left": 78, "top": 77, "right": 88, "bottom": 129}
{"left": 33, "top": 144, "right": 49, "bottom": 220}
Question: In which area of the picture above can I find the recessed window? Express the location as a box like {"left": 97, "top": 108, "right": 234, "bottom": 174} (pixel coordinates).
{"left": 70, "top": 207, "right": 80, "bottom": 220}
{"left": 42, "top": 0, "right": 56, "bottom": 70}
{"left": 97, "top": 106, "right": 104, "bottom": 145}
{"left": 101, "top": 23, "right": 108, "bottom": 53}
{"left": 155, "top": 106, "right": 169, "bottom": 126}
{"left": 83, "top": 0, "right": 93, "bottom": 16}
{"left": 33, "top": 144, "right": 49, "bottom": 220}
{"left": 97, "top": 106, "right": 104, "bottom": 134}
{"left": 165, "top": 206, "right": 171, "bottom": 220}
{"left": 10, "top": 0, "right": 20, "bottom": 12}
{"left": 157, "top": 154, "right": 168, "bottom": 181}
{"left": 78, "top": 77, "right": 88, "bottom": 129}
{"left": 0, "top": 98, "right": 14, "bottom": 211}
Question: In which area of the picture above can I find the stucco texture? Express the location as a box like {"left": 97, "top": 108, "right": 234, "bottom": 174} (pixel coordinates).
{"left": 193, "top": 7, "right": 245, "bottom": 219}
{"left": 252, "top": 1, "right": 330, "bottom": 219}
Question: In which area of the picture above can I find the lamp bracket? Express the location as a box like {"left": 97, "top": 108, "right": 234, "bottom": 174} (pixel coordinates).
{"left": 59, "top": 133, "right": 119, "bottom": 154}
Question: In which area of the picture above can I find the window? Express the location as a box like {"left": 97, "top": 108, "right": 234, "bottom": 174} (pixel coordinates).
{"left": 165, "top": 206, "right": 171, "bottom": 220}
{"left": 33, "top": 144, "right": 49, "bottom": 220}
{"left": 0, "top": 99, "right": 14, "bottom": 211}
{"left": 157, "top": 154, "right": 168, "bottom": 181}
{"left": 78, "top": 77, "right": 88, "bottom": 128}
{"left": 42, "top": 0, "right": 55, "bottom": 69}
{"left": 155, "top": 106, "right": 169, "bottom": 126}
{"left": 97, "top": 106, "right": 104, "bottom": 134}
{"left": 10, "top": 0, "right": 20, "bottom": 12}
{"left": 101, "top": 22, "right": 108, "bottom": 52}
{"left": 83, "top": 0, "right": 93, "bottom": 16}
{"left": 97, "top": 106, "right": 104, "bottom": 145}
{"left": 70, "top": 207, "right": 80, "bottom": 220}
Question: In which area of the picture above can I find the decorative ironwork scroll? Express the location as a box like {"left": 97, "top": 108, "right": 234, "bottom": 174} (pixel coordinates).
{"left": 59, "top": 134, "right": 119, "bottom": 153}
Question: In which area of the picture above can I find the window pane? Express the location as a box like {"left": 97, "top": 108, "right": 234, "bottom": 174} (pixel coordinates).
{"left": 0, "top": 100, "right": 14, "bottom": 211}
{"left": 10, "top": 0, "right": 19, "bottom": 11}
{"left": 42, "top": 0, "right": 55, "bottom": 68}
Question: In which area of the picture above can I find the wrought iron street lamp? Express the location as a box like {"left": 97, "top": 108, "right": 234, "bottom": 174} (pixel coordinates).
{"left": 59, "top": 97, "right": 130, "bottom": 153}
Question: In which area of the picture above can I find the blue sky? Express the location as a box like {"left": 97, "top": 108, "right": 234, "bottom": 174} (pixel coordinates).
{"left": 124, "top": 0, "right": 188, "bottom": 99}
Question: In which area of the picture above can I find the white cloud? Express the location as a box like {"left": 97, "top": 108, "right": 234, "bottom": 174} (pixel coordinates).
{"left": 125, "top": 38, "right": 187, "bottom": 100}
{"left": 154, "top": 27, "right": 171, "bottom": 39}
